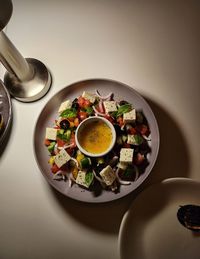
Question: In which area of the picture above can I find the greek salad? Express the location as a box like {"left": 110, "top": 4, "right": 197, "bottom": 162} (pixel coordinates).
{"left": 44, "top": 90, "right": 151, "bottom": 193}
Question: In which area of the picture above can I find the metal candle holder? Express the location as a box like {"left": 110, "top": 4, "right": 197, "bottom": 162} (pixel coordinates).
{"left": 0, "top": 0, "right": 51, "bottom": 102}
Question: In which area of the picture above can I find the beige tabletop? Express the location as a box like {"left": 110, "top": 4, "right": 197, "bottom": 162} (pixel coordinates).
{"left": 0, "top": 1, "right": 200, "bottom": 259}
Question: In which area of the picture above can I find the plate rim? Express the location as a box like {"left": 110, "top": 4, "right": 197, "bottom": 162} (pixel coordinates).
{"left": 118, "top": 177, "right": 200, "bottom": 258}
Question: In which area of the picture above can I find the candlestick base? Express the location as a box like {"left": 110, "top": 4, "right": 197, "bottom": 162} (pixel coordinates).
{"left": 4, "top": 58, "right": 52, "bottom": 102}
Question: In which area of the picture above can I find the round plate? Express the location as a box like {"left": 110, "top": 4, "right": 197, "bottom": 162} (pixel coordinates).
{"left": 119, "top": 178, "right": 200, "bottom": 259}
{"left": 33, "top": 79, "right": 159, "bottom": 202}
{"left": 0, "top": 80, "right": 12, "bottom": 146}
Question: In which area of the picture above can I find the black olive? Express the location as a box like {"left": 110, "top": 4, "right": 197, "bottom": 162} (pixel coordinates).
{"left": 60, "top": 119, "right": 70, "bottom": 130}
{"left": 94, "top": 164, "right": 105, "bottom": 175}
{"left": 72, "top": 98, "right": 79, "bottom": 109}
{"left": 72, "top": 102, "right": 79, "bottom": 109}
{"left": 119, "top": 100, "right": 129, "bottom": 106}
{"left": 113, "top": 124, "right": 122, "bottom": 135}
{"left": 120, "top": 166, "right": 135, "bottom": 181}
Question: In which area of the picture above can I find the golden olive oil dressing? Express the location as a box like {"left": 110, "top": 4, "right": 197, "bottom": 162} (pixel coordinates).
{"left": 80, "top": 120, "right": 112, "bottom": 154}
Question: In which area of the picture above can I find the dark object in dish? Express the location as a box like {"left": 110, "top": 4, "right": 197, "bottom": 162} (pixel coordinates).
{"left": 177, "top": 205, "right": 200, "bottom": 232}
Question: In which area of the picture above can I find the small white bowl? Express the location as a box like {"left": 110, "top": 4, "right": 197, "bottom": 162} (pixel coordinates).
{"left": 75, "top": 116, "right": 116, "bottom": 157}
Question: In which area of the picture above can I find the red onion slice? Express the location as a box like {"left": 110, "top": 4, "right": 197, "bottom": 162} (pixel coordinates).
{"left": 53, "top": 170, "right": 67, "bottom": 181}
{"left": 95, "top": 90, "right": 113, "bottom": 100}
{"left": 58, "top": 143, "right": 74, "bottom": 150}
{"left": 115, "top": 168, "right": 131, "bottom": 185}
{"left": 92, "top": 106, "right": 106, "bottom": 116}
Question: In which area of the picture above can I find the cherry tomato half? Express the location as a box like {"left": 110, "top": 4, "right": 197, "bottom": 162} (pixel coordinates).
{"left": 78, "top": 96, "right": 91, "bottom": 109}
{"left": 78, "top": 111, "right": 87, "bottom": 121}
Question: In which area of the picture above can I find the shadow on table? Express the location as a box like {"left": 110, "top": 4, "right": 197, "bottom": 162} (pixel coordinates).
{"left": 143, "top": 97, "right": 190, "bottom": 187}
{"left": 50, "top": 97, "right": 190, "bottom": 234}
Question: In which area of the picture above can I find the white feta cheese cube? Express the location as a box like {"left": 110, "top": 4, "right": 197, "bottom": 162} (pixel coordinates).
{"left": 58, "top": 100, "right": 72, "bottom": 113}
{"left": 45, "top": 128, "right": 57, "bottom": 140}
{"left": 54, "top": 149, "right": 71, "bottom": 168}
{"left": 123, "top": 109, "right": 136, "bottom": 123}
{"left": 75, "top": 171, "right": 88, "bottom": 188}
{"left": 119, "top": 148, "right": 134, "bottom": 163}
{"left": 82, "top": 91, "right": 96, "bottom": 103}
{"left": 99, "top": 165, "right": 116, "bottom": 186}
{"left": 103, "top": 101, "right": 117, "bottom": 113}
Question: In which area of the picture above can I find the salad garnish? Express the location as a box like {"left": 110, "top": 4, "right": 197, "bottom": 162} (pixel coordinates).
{"left": 44, "top": 90, "right": 151, "bottom": 194}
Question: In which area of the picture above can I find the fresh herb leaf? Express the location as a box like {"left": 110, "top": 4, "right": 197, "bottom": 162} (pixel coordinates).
{"left": 124, "top": 167, "right": 134, "bottom": 177}
{"left": 110, "top": 111, "right": 118, "bottom": 118}
{"left": 60, "top": 108, "right": 77, "bottom": 118}
{"left": 85, "top": 171, "right": 94, "bottom": 187}
{"left": 123, "top": 166, "right": 135, "bottom": 181}
{"left": 117, "top": 104, "right": 132, "bottom": 117}
{"left": 134, "top": 134, "right": 143, "bottom": 145}
{"left": 85, "top": 106, "right": 93, "bottom": 115}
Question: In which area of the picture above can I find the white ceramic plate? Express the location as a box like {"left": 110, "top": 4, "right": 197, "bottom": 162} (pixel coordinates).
{"left": 119, "top": 178, "right": 200, "bottom": 259}
{"left": 34, "top": 79, "right": 159, "bottom": 202}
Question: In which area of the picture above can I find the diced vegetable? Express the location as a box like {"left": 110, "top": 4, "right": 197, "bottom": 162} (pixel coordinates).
{"left": 57, "top": 129, "right": 68, "bottom": 141}
{"left": 47, "top": 141, "right": 56, "bottom": 153}
{"left": 44, "top": 139, "right": 51, "bottom": 146}
{"left": 51, "top": 163, "right": 60, "bottom": 174}
{"left": 134, "top": 153, "right": 145, "bottom": 165}
{"left": 78, "top": 111, "right": 87, "bottom": 121}
{"left": 76, "top": 152, "right": 85, "bottom": 164}
{"left": 57, "top": 138, "right": 66, "bottom": 147}
{"left": 136, "top": 124, "right": 149, "bottom": 136}
{"left": 48, "top": 156, "right": 55, "bottom": 165}
{"left": 78, "top": 96, "right": 91, "bottom": 108}
{"left": 64, "top": 129, "right": 71, "bottom": 141}
{"left": 128, "top": 127, "right": 137, "bottom": 135}
{"left": 69, "top": 133, "right": 76, "bottom": 147}
{"left": 116, "top": 116, "right": 124, "bottom": 127}
{"left": 80, "top": 157, "right": 91, "bottom": 169}
{"left": 58, "top": 129, "right": 65, "bottom": 135}
{"left": 74, "top": 118, "right": 79, "bottom": 127}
